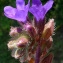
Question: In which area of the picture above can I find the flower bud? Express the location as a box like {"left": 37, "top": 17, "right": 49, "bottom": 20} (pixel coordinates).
{"left": 9, "top": 26, "right": 22, "bottom": 37}
{"left": 17, "top": 36, "right": 29, "bottom": 47}
{"left": 23, "top": 23, "right": 36, "bottom": 37}
{"left": 7, "top": 40, "right": 17, "bottom": 49}
{"left": 7, "top": 34, "right": 30, "bottom": 50}
{"left": 42, "top": 19, "right": 55, "bottom": 40}
{"left": 7, "top": 34, "right": 30, "bottom": 61}
{"left": 40, "top": 53, "right": 54, "bottom": 63}
{"left": 46, "top": 36, "right": 53, "bottom": 49}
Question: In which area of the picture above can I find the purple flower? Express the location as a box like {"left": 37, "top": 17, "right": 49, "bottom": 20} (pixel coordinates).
{"left": 29, "top": 0, "right": 54, "bottom": 21}
{"left": 4, "top": 0, "right": 30, "bottom": 23}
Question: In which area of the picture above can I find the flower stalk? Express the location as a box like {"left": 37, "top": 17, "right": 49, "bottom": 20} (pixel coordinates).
{"left": 4, "top": 0, "right": 54, "bottom": 63}
{"left": 35, "top": 44, "right": 41, "bottom": 63}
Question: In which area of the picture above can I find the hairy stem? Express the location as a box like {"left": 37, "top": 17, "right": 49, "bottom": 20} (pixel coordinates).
{"left": 35, "top": 45, "right": 41, "bottom": 63}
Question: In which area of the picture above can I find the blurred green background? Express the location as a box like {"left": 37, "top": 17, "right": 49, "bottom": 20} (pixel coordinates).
{"left": 0, "top": 0, "right": 63, "bottom": 63}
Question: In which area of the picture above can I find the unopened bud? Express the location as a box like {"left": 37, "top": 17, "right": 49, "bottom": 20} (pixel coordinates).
{"left": 40, "top": 53, "right": 54, "bottom": 63}
{"left": 42, "top": 19, "right": 55, "bottom": 40}
{"left": 17, "top": 36, "right": 29, "bottom": 47}
{"left": 46, "top": 36, "right": 53, "bottom": 49}
{"left": 23, "top": 23, "right": 36, "bottom": 37}
{"left": 9, "top": 26, "right": 22, "bottom": 37}
{"left": 7, "top": 40, "right": 17, "bottom": 49}
{"left": 7, "top": 35, "right": 29, "bottom": 49}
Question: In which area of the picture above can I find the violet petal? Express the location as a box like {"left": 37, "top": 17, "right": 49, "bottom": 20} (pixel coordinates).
{"left": 14, "top": 10, "right": 27, "bottom": 22}
{"left": 4, "top": 6, "right": 16, "bottom": 19}
{"left": 43, "top": 0, "right": 54, "bottom": 13}
{"left": 4, "top": 6, "right": 26, "bottom": 22}
{"left": 29, "top": 0, "right": 54, "bottom": 21}
{"left": 4, "top": 0, "right": 30, "bottom": 23}
{"left": 29, "top": 5, "right": 46, "bottom": 21}
{"left": 14, "top": 0, "right": 30, "bottom": 22}
{"left": 16, "top": 0, "right": 25, "bottom": 10}
{"left": 32, "top": 0, "right": 42, "bottom": 6}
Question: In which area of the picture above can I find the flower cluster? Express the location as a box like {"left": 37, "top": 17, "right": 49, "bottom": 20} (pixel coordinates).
{"left": 4, "top": 0, "right": 54, "bottom": 63}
